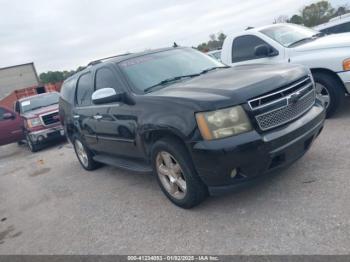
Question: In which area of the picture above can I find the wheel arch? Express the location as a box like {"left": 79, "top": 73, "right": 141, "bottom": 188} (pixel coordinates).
{"left": 310, "top": 68, "right": 348, "bottom": 94}
{"left": 141, "top": 128, "right": 190, "bottom": 159}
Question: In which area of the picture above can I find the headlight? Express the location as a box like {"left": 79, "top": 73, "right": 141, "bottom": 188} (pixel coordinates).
{"left": 196, "top": 106, "right": 252, "bottom": 140}
{"left": 27, "top": 117, "right": 42, "bottom": 128}
{"left": 343, "top": 58, "right": 350, "bottom": 71}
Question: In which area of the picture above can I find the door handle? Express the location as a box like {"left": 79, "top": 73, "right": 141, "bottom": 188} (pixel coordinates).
{"left": 93, "top": 114, "right": 103, "bottom": 120}
{"left": 73, "top": 115, "right": 80, "bottom": 119}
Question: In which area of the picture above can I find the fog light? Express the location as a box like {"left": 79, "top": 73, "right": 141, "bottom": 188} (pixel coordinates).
{"left": 37, "top": 136, "right": 44, "bottom": 142}
{"left": 230, "top": 168, "right": 237, "bottom": 178}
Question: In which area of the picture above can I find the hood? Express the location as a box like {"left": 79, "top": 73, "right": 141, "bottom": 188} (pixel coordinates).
{"left": 294, "top": 33, "right": 350, "bottom": 52}
{"left": 147, "top": 63, "right": 308, "bottom": 110}
{"left": 22, "top": 104, "right": 59, "bottom": 118}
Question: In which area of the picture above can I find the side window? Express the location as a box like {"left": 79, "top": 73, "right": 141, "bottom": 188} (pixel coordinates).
{"left": 76, "top": 73, "right": 93, "bottom": 107}
{"left": 232, "top": 35, "right": 269, "bottom": 63}
{"left": 324, "top": 22, "right": 350, "bottom": 34}
{"left": 61, "top": 79, "right": 76, "bottom": 104}
{"left": 0, "top": 107, "right": 6, "bottom": 121}
{"left": 95, "top": 67, "right": 119, "bottom": 91}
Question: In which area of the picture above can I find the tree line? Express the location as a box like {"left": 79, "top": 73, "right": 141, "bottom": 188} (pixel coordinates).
{"left": 39, "top": 0, "right": 349, "bottom": 83}
{"left": 275, "top": 0, "right": 349, "bottom": 26}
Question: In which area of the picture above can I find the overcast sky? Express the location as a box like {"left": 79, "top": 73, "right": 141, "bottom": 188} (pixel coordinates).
{"left": 0, "top": 0, "right": 347, "bottom": 73}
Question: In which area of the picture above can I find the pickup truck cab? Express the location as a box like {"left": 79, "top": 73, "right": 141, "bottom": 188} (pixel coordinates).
{"left": 221, "top": 23, "right": 350, "bottom": 117}
{"left": 0, "top": 106, "right": 24, "bottom": 146}
{"left": 14, "top": 92, "right": 65, "bottom": 152}
{"left": 59, "top": 47, "right": 325, "bottom": 208}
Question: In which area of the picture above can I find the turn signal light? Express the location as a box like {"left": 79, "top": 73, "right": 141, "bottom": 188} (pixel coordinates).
{"left": 343, "top": 58, "right": 350, "bottom": 71}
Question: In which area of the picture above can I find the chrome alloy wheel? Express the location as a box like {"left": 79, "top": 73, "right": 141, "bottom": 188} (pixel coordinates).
{"left": 315, "top": 83, "right": 330, "bottom": 109}
{"left": 75, "top": 140, "right": 89, "bottom": 167}
{"left": 156, "top": 151, "right": 187, "bottom": 200}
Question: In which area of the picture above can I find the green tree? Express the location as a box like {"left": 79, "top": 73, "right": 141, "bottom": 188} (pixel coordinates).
{"left": 283, "top": 0, "right": 349, "bottom": 27}
{"left": 197, "top": 32, "right": 227, "bottom": 52}
{"left": 40, "top": 66, "right": 85, "bottom": 84}
{"left": 301, "top": 1, "right": 335, "bottom": 27}
{"left": 289, "top": 14, "right": 304, "bottom": 24}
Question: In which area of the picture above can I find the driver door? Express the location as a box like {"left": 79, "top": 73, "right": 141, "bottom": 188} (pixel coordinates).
{"left": 0, "top": 106, "right": 24, "bottom": 146}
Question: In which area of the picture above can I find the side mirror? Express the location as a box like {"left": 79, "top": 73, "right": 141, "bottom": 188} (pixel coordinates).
{"left": 3, "top": 112, "right": 15, "bottom": 120}
{"left": 254, "top": 44, "right": 278, "bottom": 57}
{"left": 92, "top": 88, "right": 122, "bottom": 105}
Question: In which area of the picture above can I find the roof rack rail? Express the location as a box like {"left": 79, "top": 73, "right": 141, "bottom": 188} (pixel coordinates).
{"left": 87, "top": 53, "right": 132, "bottom": 66}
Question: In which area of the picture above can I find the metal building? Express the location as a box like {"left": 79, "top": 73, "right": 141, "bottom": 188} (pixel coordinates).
{"left": 0, "top": 62, "right": 40, "bottom": 99}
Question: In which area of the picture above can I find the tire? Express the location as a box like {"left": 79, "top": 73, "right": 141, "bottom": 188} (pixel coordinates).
{"left": 151, "top": 137, "right": 208, "bottom": 209}
{"left": 313, "top": 72, "right": 345, "bottom": 118}
{"left": 72, "top": 134, "right": 101, "bottom": 171}
{"left": 26, "top": 134, "right": 39, "bottom": 153}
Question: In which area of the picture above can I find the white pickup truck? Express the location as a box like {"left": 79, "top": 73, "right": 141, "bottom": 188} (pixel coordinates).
{"left": 221, "top": 23, "right": 350, "bottom": 117}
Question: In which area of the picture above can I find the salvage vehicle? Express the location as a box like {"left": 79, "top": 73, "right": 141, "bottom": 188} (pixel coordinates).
{"left": 221, "top": 23, "right": 350, "bottom": 117}
{"left": 59, "top": 47, "right": 325, "bottom": 208}
{"left": 14, "top": 92, "right": 65, "bottom": 152}
{"left": 0, "top": 106, "right": 24, "bottom": 146}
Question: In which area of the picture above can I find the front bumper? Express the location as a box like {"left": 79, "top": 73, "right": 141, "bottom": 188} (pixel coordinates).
{"left": 28, "top": 126, "right": 65, "bottom": 144}
{"left": 189, "top": 101, "right": 325, "bottom": 195}
{"left": 337, "top": 71, "right": 350, "bottom": 93}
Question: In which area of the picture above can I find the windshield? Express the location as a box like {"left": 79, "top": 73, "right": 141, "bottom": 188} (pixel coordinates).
{"left": 20, "top": 93, "right": 59, "bottom": 113}
{"left": 260, "top": 24, "right": 320, "bottom": 47}
{"left": 119, "top": 48, "right": 224, "bottom": 92}
{"left": 208, "top": 51, "right": 221, "bottom": 60}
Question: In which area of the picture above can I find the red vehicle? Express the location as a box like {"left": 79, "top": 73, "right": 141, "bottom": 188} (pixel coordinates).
{"left": 0, "top": 106, "right": 24, "bottom": 146}
{"left": 0, "top": 92, "right": 65, "bottom": 152}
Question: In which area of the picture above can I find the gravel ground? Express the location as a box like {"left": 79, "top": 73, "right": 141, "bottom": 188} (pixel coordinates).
{"left": 0, "top": 98, "right": 349, "bottom": 255}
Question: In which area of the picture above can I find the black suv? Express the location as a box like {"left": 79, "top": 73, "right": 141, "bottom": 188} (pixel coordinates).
{"left": 59, "top": 47, "right": 325, "bottom": 208}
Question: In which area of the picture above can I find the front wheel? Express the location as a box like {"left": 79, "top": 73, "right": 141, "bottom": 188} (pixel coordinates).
{"left": 313, "top": 72, "right": 345, "bottom": 118}
{"left": 151, "top": 137, "right": 208, "bottom": 209}
{"left": 26, "top": 134, "right": 39, "bottom": 153}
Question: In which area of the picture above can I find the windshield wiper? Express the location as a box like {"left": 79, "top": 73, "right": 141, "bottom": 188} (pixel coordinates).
{"left": 144, "top": 73, "right": 200, "bottom": 93}
{"left": 288, "top": 33, "right": 324, "bottom": 47}
{"left": 199, "top": 66, "right": 229, "bottom": 75}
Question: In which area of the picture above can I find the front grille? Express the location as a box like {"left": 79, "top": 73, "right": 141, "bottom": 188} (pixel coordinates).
{"left": 248, "top": 76, "right": 315, "bottom": 131}
{"left": 41, "top": 111, "right": 60, "bottom": 126}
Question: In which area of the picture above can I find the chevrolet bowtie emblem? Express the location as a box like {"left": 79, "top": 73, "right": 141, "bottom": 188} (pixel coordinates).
{"left": 288, "top": 91, "right": 302, "bottom": 104}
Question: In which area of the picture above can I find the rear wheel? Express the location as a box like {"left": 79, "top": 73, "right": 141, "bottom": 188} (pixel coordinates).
{"left": 151, "top": 137, "right": 208, "bottom": 209}
{"left": 73, "top": 135, "right": 100, "bottom": 170}
{"left": 313, "top": 72, "right": 345, "bottom": 118}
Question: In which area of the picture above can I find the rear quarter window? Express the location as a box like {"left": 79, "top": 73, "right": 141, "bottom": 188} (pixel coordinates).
{"left": 61, "top": 79, "right": 76, "bottom": 104}
{"left": 321, "top": 22, "right": 350, "bottom": 34}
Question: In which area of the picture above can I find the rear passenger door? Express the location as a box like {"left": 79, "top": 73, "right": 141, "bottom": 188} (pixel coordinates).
{"left": 74, "top": 72, "right": 98, "bottom": 149}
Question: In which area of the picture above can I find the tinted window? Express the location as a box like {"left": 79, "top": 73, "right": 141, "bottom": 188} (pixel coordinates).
{"left": 0, "top": 107, "right": 6, "bottom": 121}
{"left": 232, "top": 35, "right": 269, "bottom": 62}
{"left": 321, "top": 22, "right": 350, "bottom": 34}
{"left": 61, "top": 79, "right": 76, "bottom": 104}
{"left": 95, "top": 67, "right": 119, "bottom": 91}
{"left": 76, "top": 73, "right": 93, "bottom": 107}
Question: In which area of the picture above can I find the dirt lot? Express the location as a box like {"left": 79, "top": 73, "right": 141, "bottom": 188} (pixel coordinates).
{"left": 0, "top": 98, "right": 349, "bottom": 255}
